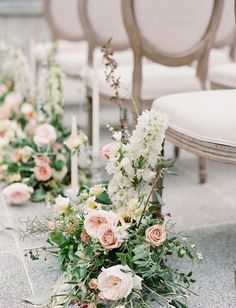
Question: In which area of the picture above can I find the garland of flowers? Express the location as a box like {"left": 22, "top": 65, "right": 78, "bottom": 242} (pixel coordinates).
{"left": 0, "top": 43, "right": 89, "bottom": 203}
{"left": 21, "top": 46, "right": 202, "bottom": 307}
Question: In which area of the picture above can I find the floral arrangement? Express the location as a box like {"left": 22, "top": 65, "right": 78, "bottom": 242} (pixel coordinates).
{"left": 23, "top": 109, "right": 202, "bottom": 308}
{"left": 0, "top": 44, "right": 89, "bottom": 204}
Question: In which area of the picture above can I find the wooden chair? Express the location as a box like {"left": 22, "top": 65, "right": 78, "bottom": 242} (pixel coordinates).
{"left": 121, "top": 0, "right": 223, "bottom": 183}
{"left": 30, "top": 0, "right": 88, "bottom": 79}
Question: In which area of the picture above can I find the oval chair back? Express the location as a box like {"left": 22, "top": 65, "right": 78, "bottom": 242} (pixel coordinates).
{"left": 44, "top": 0, "right": 84, "bottom": 42}
{"left": 121, "top": 0, "right": 223, "bottom": 112}
{"left": 214, "top": 0, "right": 236, "bottom": 60}
{"left": 79, "top": 0, "right": 130, "bottom": 65}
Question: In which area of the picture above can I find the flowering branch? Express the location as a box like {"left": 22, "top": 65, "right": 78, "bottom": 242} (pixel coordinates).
{"left": 101, "top": 38, "right": 139, "bottom": 135}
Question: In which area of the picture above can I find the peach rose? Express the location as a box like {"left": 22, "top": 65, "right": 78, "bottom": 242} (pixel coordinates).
{"left": 88, "top": 278, "right": 98, "bottom": 290}
{"left": 3, "top": 183, "right": 33, "bottom": 204}
{"left": 84, "top": 210, "right": 118, "bottom": 239}
{"left": 4, "top": 92, "right": 23, "bottom": 109}
{"left": 21, "top": 103, "right": 34, "bottom": 120}
{"left": 97, "top": 265, "right": 142, "bottom": 301}
{"left": 101, "top": 142, "right": 115, "bottom": 159}
{"left": 34, "top": 162, "right": 53, "bottom": 181}
{"left": 81, "top": 229, "right": 89, "bottom": 242}
{"left": 98, "top": 224, "right": 122, "bottom": 249}
{"left": 145, "top": 225, "right": 166, "bottom": 247}
{"left": 33, "top": 124, "right": 57, "bottom": 147}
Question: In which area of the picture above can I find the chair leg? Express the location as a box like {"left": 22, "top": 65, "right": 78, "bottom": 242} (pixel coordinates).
{"left": 87, "top": 96, "right": 93, "bottom": 145}
{"left": 174, "top": 146, "right": 180, "bottom": 159}
{"left": 199, "top": 157, "right": 207, "bottom": 184}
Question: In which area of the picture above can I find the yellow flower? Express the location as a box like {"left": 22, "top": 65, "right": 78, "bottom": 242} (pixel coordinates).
{"left": 89, "top": 184, "right": 105, "bottom": 196}
{"left": 86, "top": 196, "right": 100, "bottom": 211}
{"left": 64, "top": 132, "right": 88, "bottom": 151}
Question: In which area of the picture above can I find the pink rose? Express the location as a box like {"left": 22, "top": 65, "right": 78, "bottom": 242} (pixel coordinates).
{"left": 33, "top": 124, "right": 57, "bottom": 147}
{"left": 3, "top": 183, "right": 33, "bottom": 204}
{"left": 34, "top": 162, "right": 53, "bottom": 181}
{"left": 0, "top": 83, "right": 8, "bottom": 97}
{"left": 0, "top": 106, "right": 10, "bottom": 120}
{"left": 4, "top": 92, "right": 23, "bottom": 109}
{"left": 34, "top": 155, "right": 50, "bottom": 166}
{"left": 84, "top": 210, "right": 118, "bottom": 239}
{"left": 145, "top": 225, "right": 166, "bottom": 247}
{"left": 101, "top": 142, "right": 115, "bottom": 159}
{"left": 25, "top": 120, "right": 37, "bottom": 135}
{"left": 11, "top": 149, "right": 21, "bottom": 162}
{"left": 98, "top": 224, "right": 122, "bottom": 249}
{"left": 97, "top": 265, "right": 142, "bottom": 301}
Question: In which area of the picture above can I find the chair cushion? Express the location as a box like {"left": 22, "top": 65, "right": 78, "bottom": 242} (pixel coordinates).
{"left": 87, "top": 64, "right": 202, "bottom": 101}
{"left": 210, "top": 63, "right": 236, "bottom": 88}
{"left": 152, "top": 89, "right": 236, "bottom": 147}
{"left": 209, "top": 48, "right": 231, "bottom": 66}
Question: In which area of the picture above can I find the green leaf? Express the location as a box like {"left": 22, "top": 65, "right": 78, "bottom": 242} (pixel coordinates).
{"left": 116, "top": 253, "right": 127, "bottom": 265}
{"left": 50, "top": 231, "right": 67, "bottom": 245}
{"left": 166, "top": 167, "right": 180, "bottom": 176}
{"left": 95, "top": 191, "right": 112, "bottom": 205}
{"left": 7, "top": 162, "right": 19, "bottom": 173}
{"left": 31, "top": 187, "right": 46, "bottom": 202}
{"left": 53, "top": 160, "right": 64, "bottom": 171}
{"left": 169, "top": 299, "right": 188, "bottom": 308}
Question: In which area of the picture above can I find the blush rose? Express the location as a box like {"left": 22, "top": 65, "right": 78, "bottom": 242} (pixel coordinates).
{"left": 97, "top": 265, "right": 142, "bottom": 301}
{"left": 84, "top": 210, "right": 118, "bottom": 239}
{"left": 33, "top": 124, "right": 57, "bottom": 147}
{"left": 98, "top": 224, "right": 122, "bottom": 249}
{"left": 145, "top": 224, "right": 166, "bottom": 247}
{"left": 34, "top": 162, "right": 53, "bottom": 181}
{"left": 3, "top": 183, "right": 33, "bottom": 204}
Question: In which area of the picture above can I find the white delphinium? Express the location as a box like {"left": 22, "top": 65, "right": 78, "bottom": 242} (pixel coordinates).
{"left": 38, "top": 46, "right": 64, "bottom": 123}
{"left": 106, "top": 109, "right": 168, "bottom": 208}
{"left": 0, "top": 40, "right": 34, "bottom": 98}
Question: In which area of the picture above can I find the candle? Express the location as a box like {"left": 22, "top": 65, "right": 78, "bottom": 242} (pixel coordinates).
{"left": 71, "top": 115, "right": 79, "bottom": 199}
{"left": 92, "top": 52, "right": 100, "bottom": 155}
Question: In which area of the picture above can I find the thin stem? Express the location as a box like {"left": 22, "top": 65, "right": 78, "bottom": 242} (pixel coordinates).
{"left": 137, "top": 169, "right": 163, "bottom": 228}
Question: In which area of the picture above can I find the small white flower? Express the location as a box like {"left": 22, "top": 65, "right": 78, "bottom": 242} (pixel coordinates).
{"left": 54, "top": 195, "right": 70, "bottom": 214}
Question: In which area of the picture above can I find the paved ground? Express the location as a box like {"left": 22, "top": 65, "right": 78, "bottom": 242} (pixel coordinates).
{"left": 0, "top": 85, "right": 236, "bottom": 307}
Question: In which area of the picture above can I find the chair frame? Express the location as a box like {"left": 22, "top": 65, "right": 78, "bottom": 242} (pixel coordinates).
{"left": 166, "top": 128, "right": 236, "bottom": 165}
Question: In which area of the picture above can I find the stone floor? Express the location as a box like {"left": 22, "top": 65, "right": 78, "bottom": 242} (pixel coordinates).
{"left": 0, "top": 86, "right": 236, "bottom": 307}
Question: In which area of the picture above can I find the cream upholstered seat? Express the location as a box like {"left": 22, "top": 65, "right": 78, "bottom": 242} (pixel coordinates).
{"left": 210, "top": 63, "right": 236, "bottom": 88}
{"left": 152, "top": 90, "right": 236, "bottom": 148}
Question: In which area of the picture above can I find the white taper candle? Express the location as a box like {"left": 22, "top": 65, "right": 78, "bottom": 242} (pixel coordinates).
{"left": 71, "top": 115, "right": 79, "bottom": 197}
{"left": 92, "top": 52, "right": 100, "bottom": 155}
